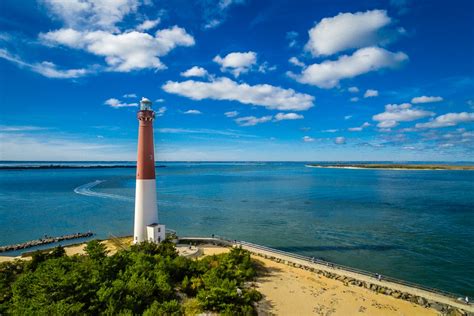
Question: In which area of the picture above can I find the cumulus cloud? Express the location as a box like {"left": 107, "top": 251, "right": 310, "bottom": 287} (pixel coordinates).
{"left": 411, "top": 95, "right": 443, "bottom": 104}
{"left": 415, "top": 112, "right": 474, "bottom": 128}
{"left": 104, "top": 98, "right": 138, "bottom": 108}
{"left": 350, "top": 97, "right": 359, "bottom": 102}
{"left": 305, "top": 10, "right": 392, "bottom": 56}
{"left": 213, "top": 51, "right": 257, "bottom": 77}
{"left": 40, "top": 26, "right": 195, "bottom": 72}
{"left": 334, "top": 136, "right": 346, "bottom": 144}
{"left": 162, "top": 77, "right": 314, "bottom": 111}
{"left": 289, "top": 57, "right": 305, "bottom": 67}
{"left": 0, "top": 48, "right": 88, "bottom": 78}
{"left": 181, "top": 66, "right": 208, "bottom": 78}
{"left": 224, "top": 111, "right": 239, "bottom": 117}
{"left": 235, "top": 115, "right": 272, "bottom": 126}
{"left": 348, "top": 122, "right": 370, "bottom": 131}
{"left": 303, "top": 136, "right": 315, "bottom": 142}
{"left": 372, "top": 103, "right": 434, "bottom": 128}
{"left": 274, "top": 113, "right": 304, "bottom": 121}
{"left": 364, "top": 89, "right": 379, "bottom": 98}
{"left": 136, "top": 18, "right": 161, "bottom": 31}
{"left": 41, "top": 0, "right": 140, "bottom": 31}
{"left": 288, "top": 47, "right": 408, "bottom": 89}
{"left": 348, "top": 86, "right": 359, "bottom": 93}
{"left": 183, "top": 109, "right": 202, "bottom": 115}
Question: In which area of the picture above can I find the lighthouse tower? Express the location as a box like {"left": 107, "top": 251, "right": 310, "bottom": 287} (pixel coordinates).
{"left": 133, "top": 97, "right": 165, "bottom": 244}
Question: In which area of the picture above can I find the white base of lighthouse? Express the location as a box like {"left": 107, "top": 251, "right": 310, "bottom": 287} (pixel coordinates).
{"left": 133, "top": 179, "right": 162, "bottom": 244}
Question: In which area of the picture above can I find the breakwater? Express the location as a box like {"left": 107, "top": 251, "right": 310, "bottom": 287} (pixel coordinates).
{"left": 0, "top": 232, "right": 94, "bottom": 253}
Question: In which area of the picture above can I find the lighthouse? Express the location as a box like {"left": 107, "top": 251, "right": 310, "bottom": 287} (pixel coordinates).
{"left": 133, "top": 97, "right": 165, "bottom": 244}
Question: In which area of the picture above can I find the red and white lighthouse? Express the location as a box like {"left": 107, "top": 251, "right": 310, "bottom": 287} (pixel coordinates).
{"left": 133, "top": 97, "right": 165, "bottom": 244}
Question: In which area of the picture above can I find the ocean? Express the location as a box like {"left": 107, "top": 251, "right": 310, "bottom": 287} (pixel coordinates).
{"left": 0, "top": 161, "right": 473, "bottom": 296}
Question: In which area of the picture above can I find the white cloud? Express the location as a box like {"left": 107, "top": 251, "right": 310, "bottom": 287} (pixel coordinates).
{"left": 334, "top": 136, "right": 346, "bottom": 144}
{"left": 123, "top": 93, "right": 137, "bottom": 98}
{"left": 348, "top": 122, "right": 370, "bottom": 131}
{"left": 258, "top": 62, "right": 277, "bottom": 73}
{"left": 157, "top": 127, "right": 254, "bottom": 138}
{"left": 201, "top": 0, "right": 245, "bottom": 30}
{"left": 204, "top": 19, "right": 221, "bottom": 29}
{"left": 303, "top": 136, "right": 315, "bottom": 142}
{"left": 181, "top": 66, "right": 208, "bottom": 78}
{"left": 162, "top": 77, "right": 314, "bottom": 111}
{"left": 377, "top": 120, "right": 399, "bottom": 128}
{"left": 289, "top": 57, "right": 305, "bottom": 67}
{"left": 0, "top": 49, "right": 88, "bottom": 78}
{"left": 235, "top": 115, "right": 272, "bottom": 126}
{"left": 274, "top": 113, "right": 304, "bottom": 121}
{"left": 288, "top": 47, "right": 408, "bottom": 89}
{"left": 322, "top": 129, "right": 338, "bottom": 133}
{"left": 350, "top": 97, "right": 359, "bottom": 102}
{"left": 155, "top": 98, "right": 165, "bottom": 103}
{"left": 0, "top": 132, "right": 134, "bottom": 161}
{"left": 286, "top": 31, "right": 299, "bottom": 48}
{"left": 155, "top": 106, "right": 167, "bottom": 117}
{"left": 305, "top": 10, "right": 392, "bottom": 56}
{"left": 344, "top": 115, "right": 352, "bottom": 120}
{"left": 348, "top": 86, "right": 359, "bottom": 93}
{"left": 0, "top": 125, "right": 50, "bottom": 132}
{"left": 415, "top": 112, "right": 474, "bottom": 129}
{"left": 373, "top": 103, "right": 434, "bottom": 128}
{"left": 224, "top": 111, "right": 239, "bottom": 117}
{"left": 136, "top": 18, "right": 160, "bottom": 31}
{"left": 40, "top": 26, "right": 195, "bottom": 72}
{"left": 183, "top": 109, "right": 202, "bottom": 115}
{"left": 213, "top": 51, "right": 257, "bottom": 77}
{"left": 411, "top": 95, "right": 443, "bottom": 104}
{"left": 104, "top": 98, "right": 137, "bottom": 108}
{"left": 41, "top": 0, "right": 140, "bottom": 31}
{"left": 364, "top": 89, "right": 379, "bottom": 98}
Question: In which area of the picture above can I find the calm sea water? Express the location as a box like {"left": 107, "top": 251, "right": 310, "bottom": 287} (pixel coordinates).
{"left": 0, "top": 162, "right": 473, "bottom": 296}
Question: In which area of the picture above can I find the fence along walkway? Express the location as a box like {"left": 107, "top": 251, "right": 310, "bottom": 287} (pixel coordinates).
{"left": 179, "top": 236, "right": 473, "bottom": 313}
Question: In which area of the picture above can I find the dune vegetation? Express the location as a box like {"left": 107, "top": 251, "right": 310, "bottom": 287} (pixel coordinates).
{"left": 0, "top": 241, "right": 261, "bottom": 315}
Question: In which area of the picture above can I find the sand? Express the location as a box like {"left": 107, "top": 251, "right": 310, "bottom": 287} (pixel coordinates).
{"left": 200, "top": 246, "right": 437, "bottom": 316}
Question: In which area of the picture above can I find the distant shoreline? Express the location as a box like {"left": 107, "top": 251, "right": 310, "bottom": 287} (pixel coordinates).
{"left": 306, "top": 164, "right": 474, "bottom": 170}
{"left": 0, "top": 165, "right": 166, "bottom": 170}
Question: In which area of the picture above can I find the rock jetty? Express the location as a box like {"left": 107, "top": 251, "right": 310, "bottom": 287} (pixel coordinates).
{"left": 0, "top": 232, "right": 93, "bottom": 253}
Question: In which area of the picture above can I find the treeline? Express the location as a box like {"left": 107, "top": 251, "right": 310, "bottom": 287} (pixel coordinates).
{"left": 0, "top": 241, "right": 261, "bottom": 315}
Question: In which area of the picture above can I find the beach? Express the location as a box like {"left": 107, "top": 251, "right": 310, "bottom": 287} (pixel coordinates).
{"left": 200, "top": 245, "right": 438, "bottom": 315}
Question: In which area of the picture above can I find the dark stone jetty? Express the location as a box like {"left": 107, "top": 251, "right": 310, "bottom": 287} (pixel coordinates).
{"left": 0, "top": 232, "right": 94, "bottom": 253}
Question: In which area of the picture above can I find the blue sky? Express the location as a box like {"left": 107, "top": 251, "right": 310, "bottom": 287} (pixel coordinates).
{"left": 0, "top": 0, "right": 473, "bottom": 161}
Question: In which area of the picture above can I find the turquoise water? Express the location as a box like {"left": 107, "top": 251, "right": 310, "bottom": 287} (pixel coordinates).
{"left": 0, "top": 162, "right": 473, "bottom": 296}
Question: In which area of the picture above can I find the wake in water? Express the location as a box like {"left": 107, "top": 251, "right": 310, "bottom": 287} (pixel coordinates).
{"left": 74, "top": 180, "right": 133, "bottom": 202}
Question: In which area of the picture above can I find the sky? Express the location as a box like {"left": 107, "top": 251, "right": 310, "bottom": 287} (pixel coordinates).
{"left": 0, "top": 0, "right": 473, "bottom": 161}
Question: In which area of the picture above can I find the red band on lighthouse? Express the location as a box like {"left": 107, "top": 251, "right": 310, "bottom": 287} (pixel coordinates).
{"left": 136, "top": 110, "right": 156, "bottom": 180}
